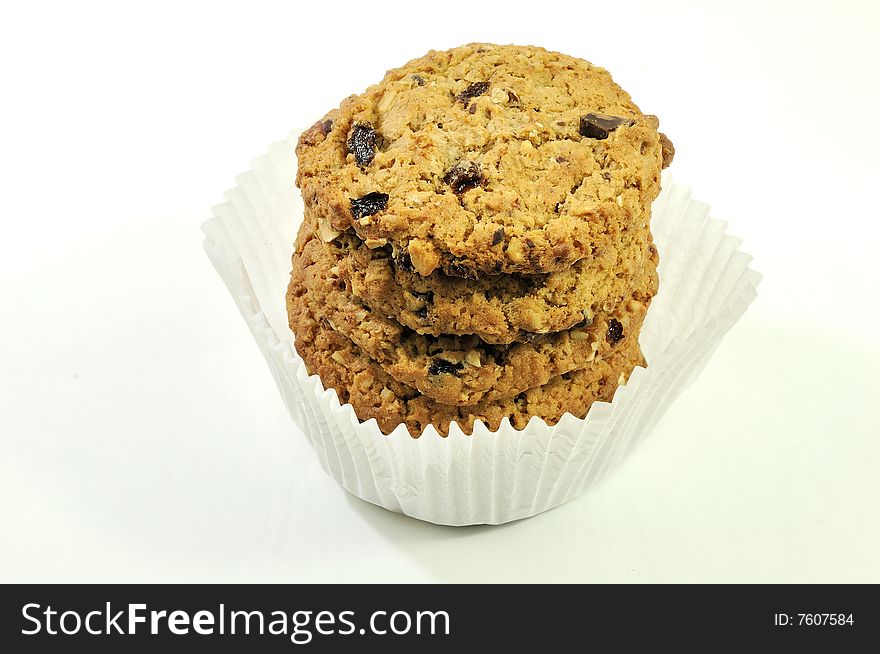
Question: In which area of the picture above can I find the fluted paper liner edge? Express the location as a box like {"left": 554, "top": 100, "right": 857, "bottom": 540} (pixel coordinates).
{"left": 202, "top": 130, "right": 760, "bottom": 525}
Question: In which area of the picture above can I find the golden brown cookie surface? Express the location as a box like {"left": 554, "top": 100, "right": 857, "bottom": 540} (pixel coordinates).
{"left": 296, "top": 43, "right": 672, "bottom": 277}
{"left": 288, "top": 278, "right": 645, "bottom": 437}
{"left": 288, "top": 225, "right": 649, "bottom": 406}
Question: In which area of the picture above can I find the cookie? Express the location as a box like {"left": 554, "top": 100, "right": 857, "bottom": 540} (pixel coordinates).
{"left": 288, "top": 226, "right": 649, "bottom": 406}
{"left": 291, "top": 288, "right": 645, "bottom": 436}
{"left": 295, "top": 43, "right": 672, "bottom": 277}
{"left": 327, "top": 211, "right": 659, "bottom": 344}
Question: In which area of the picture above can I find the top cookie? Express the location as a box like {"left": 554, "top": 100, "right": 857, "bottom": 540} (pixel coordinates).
{"left": 296, "top": 43, "right": 672, "bottom": 277}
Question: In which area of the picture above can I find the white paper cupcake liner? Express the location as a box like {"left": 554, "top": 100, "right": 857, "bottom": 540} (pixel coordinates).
{"left": 202, "top": 129, "right": 761, "bottom": 526}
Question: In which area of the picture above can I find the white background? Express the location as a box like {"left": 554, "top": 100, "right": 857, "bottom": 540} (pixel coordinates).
{"left": 2, "top": 0, "right": 879, "bottom": 582}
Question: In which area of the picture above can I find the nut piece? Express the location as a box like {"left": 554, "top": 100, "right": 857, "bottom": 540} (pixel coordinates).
{"left": 365, "top": 238, "right": 388, "bottom": 249}
{"left": 318, "top": 220, "right": 340, "bottom": 242}
{"left": 464, "top": 350, "right": 482, "bottom": 367}
{"left": 380, "top": 387, "right": 395, "bottom": 401}
{"left": 490, "top": 87, "right": 509, "bottom": 104}
{"left": 408, "top": 239, "right": 441, "bottom": 276}
{"left": 506, "top": 238, "right": 526, "bottom": 264}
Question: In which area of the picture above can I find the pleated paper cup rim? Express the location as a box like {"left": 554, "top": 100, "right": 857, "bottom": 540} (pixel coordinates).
{"left": 202, "top": 129, "right": 761, "bottom": 525}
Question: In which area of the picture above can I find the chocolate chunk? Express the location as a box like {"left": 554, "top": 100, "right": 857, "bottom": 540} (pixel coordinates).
{"left": 428, "top": 359, "right": 464, "bottom": 376}
{"left": 347, "top": 123, "right": 379, "bottom": 167}
{"left": 443, "top": 162, "right": 483, "bottom": 194}
{"left": 606, "top": 318, "right": 624, "bottom": 344}
{"left": 446, "top": 260, "right": 477, "bottom": 280}
{"left": 491, "top": 227, "right": 505, "bottom": 246}
{"left": 350, "top": 192, "right": 388, "bottom": 219}
{"left": 456, "top": 81, "right": 489, "bottom": 104}
{"left": 579, "top": 113, "right": 635, "bottom": 140}
{"left": 412, "top": 74, "right": 425, "bottom": 86}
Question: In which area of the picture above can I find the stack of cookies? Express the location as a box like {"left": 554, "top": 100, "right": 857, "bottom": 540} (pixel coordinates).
{"left": 288, "top": 44, "right": 673, "bottom": 436}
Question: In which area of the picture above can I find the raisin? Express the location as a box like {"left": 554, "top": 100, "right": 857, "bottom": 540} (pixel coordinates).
{"left": 320, "top": 119, "right": 333, "bottom": 135}
{"left": 455, "top": 81, "right": 489, "bottom": 104}
{"left": 396, "top": 251, "right": 415, "bottom": 272}
{"left": 579, "top": 113, "right": 635, "bottom": 140}
{"left": 468, "top": 103, "right": 477, "bottom": 114}
{"left": 446, "top": 260, "right": 477, "bottom": 279}
{"left": 443, "top": 162, "right": 483, "bottom": 194}
{"left": 428, "top": 359, "right": 464, "bottom": 376}
{"left": 347, "top": 123, "right": 379, "bottom": 167}
{"left": 350, "top": 192, "right": 388, "bottom": 219}
{"left": 607, "top": 318, "right": 624, "bottom": 344}
{"left": 412, "top": 74, "right": 425, "bottom": 86}
{"left": 413, "top": 290, "right": 434, "bottom": 304}
{"left": 491, "top": 227, "right": 505, "bottom": 246}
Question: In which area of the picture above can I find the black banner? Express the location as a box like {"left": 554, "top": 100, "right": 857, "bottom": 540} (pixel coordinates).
{"left": 1, "top": 585, "right": 875, "bottom": 651}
